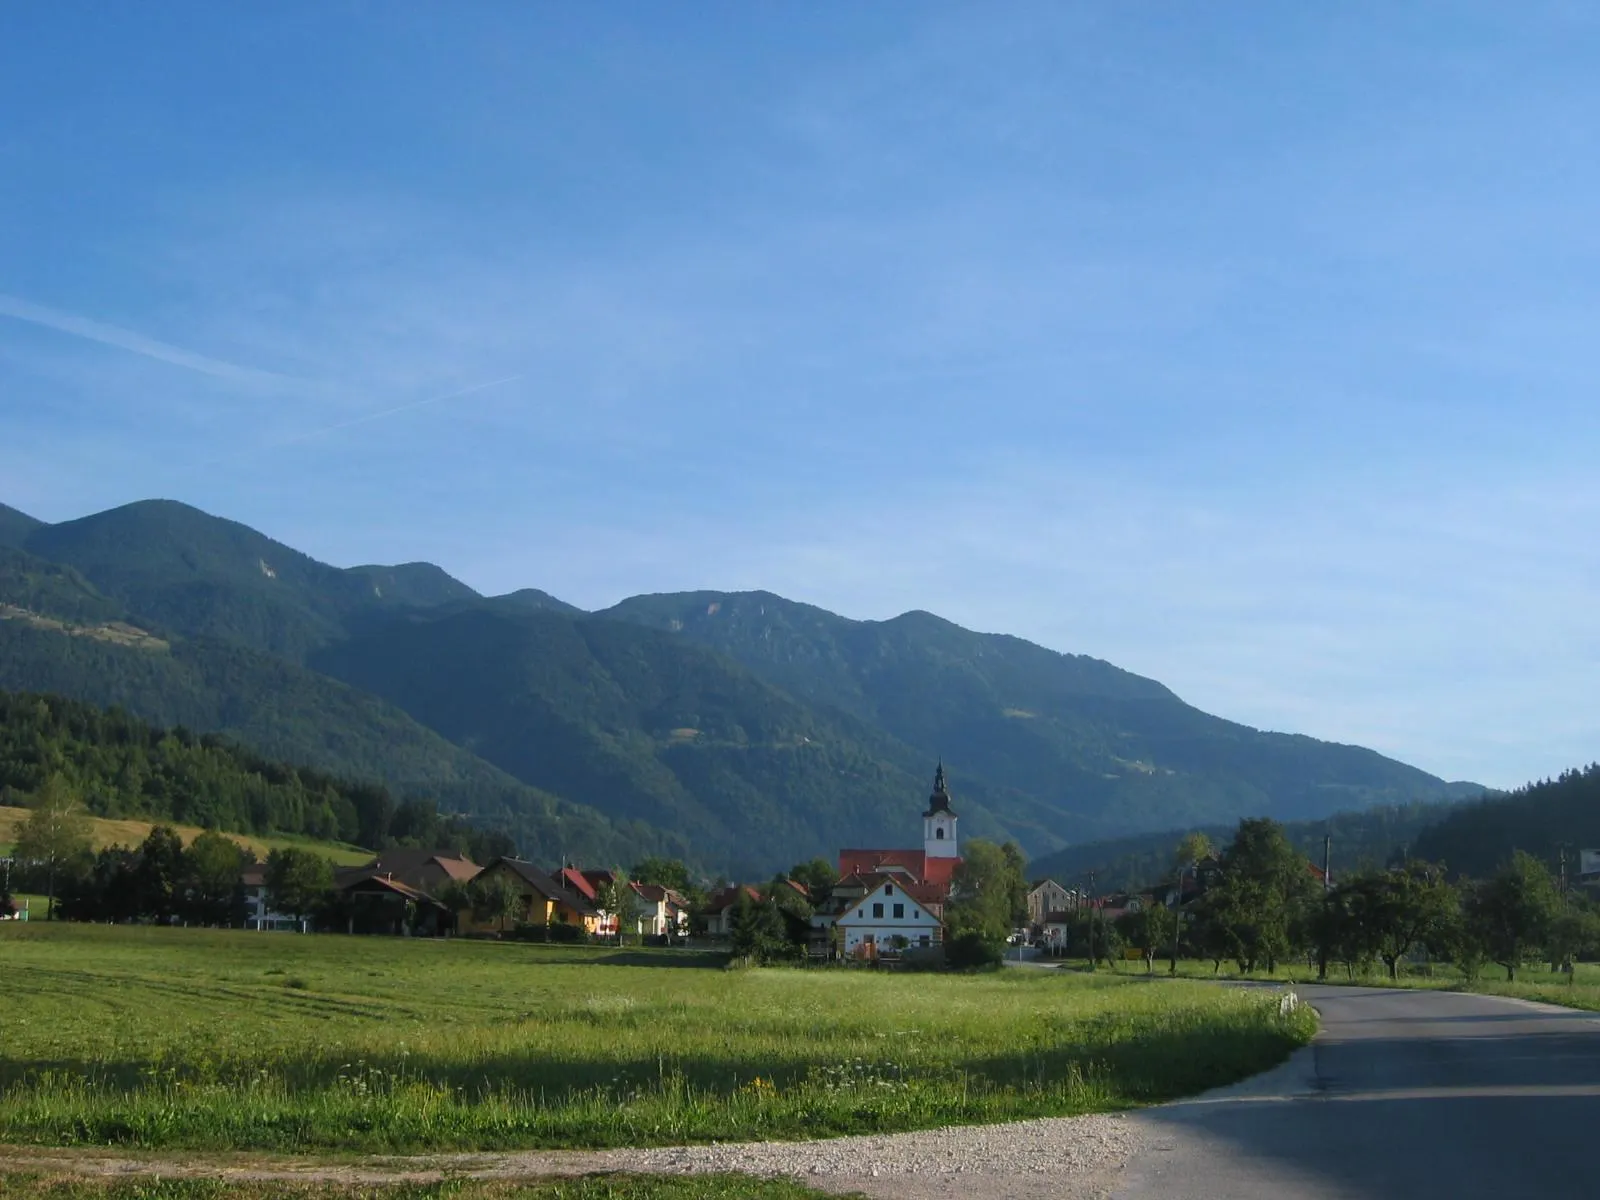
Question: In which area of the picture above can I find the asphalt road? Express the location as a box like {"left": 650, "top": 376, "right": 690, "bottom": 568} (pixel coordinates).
{"left": 1112, "top": 983, "right": 1600, "bottom": 1200}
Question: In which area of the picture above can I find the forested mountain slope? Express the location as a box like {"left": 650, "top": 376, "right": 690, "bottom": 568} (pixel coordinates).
{"left": 311, "top": 606, "right": 1047, "bottom": 874}
{"left": 1028, "top": 797, "right": 1474, "bottom": 894}
{"left": 0, "top": 496, "right": 1482, "bottom": 873}
{"left": 0, "top": 502, "right": 43, "bottom": 550}
{"left": 1412, "top": 765, "right": 1600, "bottom": 878}
{"left": 20, "top": 500, "right": 481, "bottom": 661}
{"left": 0, "top": 598, "right": 670, "bottom": 867}
{"left": 600, "top": 590, "right": 1476, "bottom": 833}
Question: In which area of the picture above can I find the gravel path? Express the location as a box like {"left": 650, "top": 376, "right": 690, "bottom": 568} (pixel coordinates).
{"left": 0, "top": 1111, "right": 1141, "bottom": 1200}
{"left": 585, "top": 1111, "right": 1141, "bottom": 1199}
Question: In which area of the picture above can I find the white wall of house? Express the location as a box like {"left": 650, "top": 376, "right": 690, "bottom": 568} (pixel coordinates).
{"left": 834, "top": 880, "right": 942, "bottom": 954}
{"left": 245, "top": 885, "right": 308, "bottom": 932}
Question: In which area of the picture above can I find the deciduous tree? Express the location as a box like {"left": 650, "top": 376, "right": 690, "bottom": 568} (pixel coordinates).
{"left": 13, "top": 774, "right": 91, "bottom": 919}
{"left": 263, "top": 847, "right": 334, "bottom": 930}
{"left": 1465, "top": 851, "right": 1560, "bottom": 982}
{"left": 183, "top": 830, "right": 249, "bottom": 926}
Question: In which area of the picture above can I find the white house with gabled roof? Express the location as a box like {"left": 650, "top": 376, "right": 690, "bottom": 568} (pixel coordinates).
{"left": 833, "top": 874, "right": 944, "bottom": 958}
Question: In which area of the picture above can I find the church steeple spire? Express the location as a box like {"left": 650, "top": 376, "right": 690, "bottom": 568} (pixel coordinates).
{"left": 923, "top": 761, "right": 959, "bottom": 858}
{"left": 925, "top": 760, "right": 953, "bottom": 816}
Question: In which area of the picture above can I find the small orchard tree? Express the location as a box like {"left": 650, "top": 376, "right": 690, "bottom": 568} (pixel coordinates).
{"left": 263, "top": 847, "right": 334, "bottom": 931}
{"left": 1116, "top": 904, "right": 1176, "bottom": 975}
{"left": 788, "top": 858, "right": 838, "bottom": 908}
{"left": 1465, "top": 851, "right": 1560, "bottom": 982}
{"left": 436, "top": 879, "right": 475, "bottom": 934}
{"left": 135, "top": 825, "right": 187, "bottom": 924}
{"left": 13, "top": 774, "right": 92, "bottom": 919}
{"left": 595, "top": 870, "right": 638, "bottom": 944}
{"left": 472, "top": 873, "right": 525, "bottom": 933}
{"left": 731, "top": 890, "right": 793, "bottom": 963}
{"left": 630, "top": 857, "right": 691, "bottom": 893}
{"left": 183, "top": 830, "right": 248, "bottom": 926}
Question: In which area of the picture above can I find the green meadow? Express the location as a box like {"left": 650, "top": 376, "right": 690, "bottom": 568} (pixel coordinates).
{"left": 1155, "top": 955, "right": 1600, "bottom": 1011}
{"left": 0, "top": 924, "right": 1314, "bottom": 1153}
{"left": 0, "top": 1177, "right": 839, "bottom": 1200}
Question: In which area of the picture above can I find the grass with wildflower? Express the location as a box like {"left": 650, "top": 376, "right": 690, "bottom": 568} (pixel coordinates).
{"left": 0, "top": 923, "right": 1314, "bottom": 1153}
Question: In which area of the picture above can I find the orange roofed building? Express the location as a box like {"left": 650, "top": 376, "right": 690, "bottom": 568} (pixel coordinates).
{"left": 837, "top": 762, "right": 963, "bottom": 892}
{"left": 823, "top": 764, "right": 963, "bottom": 957}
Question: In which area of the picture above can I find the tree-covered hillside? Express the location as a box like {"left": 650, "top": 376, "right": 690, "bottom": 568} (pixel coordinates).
{"left": 20, "top": 500, "right": 482, "bottom": 661}
{"left": 0, "top": 622, "right": 670, "bottom": 866}
{"left": 0, "top": 691, "right": 521, "bottom": 864}
{"left": 0, "top": 502, "right": 43, "bottom": 550}
{"left": 1028, "top": 797, "right": 1475, "bottom": 894}
{"left": 1, "top": 496, "right": 1487, "bottom": 875}
{"left": 600, "top": 590, "right": 1476, "bottom": 835}
{"left": 311, "top": 606, "right": 1023, "bottom": 874}
{"left": 1412, "top": 766, "right": 1600, "bottom": 879}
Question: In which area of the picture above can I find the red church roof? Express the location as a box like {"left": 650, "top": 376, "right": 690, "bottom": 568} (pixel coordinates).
{"left": 837, "top": 849, "right": 960, "bottom": 890}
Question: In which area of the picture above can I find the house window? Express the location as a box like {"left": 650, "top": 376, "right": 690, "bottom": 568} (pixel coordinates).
{"left": 872, "top": 903, "right": 884, "bottom": 918}
{"left": 919, "top": 935, "right": 930, "bottom": 947}
{"left": 885, "top": 884, "right": 894, "bottom": 895}
{"left": 936, "top": 828, "right": 945, "bottom": 839}
{"left": 893, "top": 903, "right": 904, "bottom": 919}
{"left": 913, "top": 910, "right": 920, "bottom": 919}
{"left": 858, "top": 909, "right": 864, "bottom": 918}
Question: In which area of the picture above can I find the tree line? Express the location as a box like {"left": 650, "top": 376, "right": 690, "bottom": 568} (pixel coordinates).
{"left": 0, "top": 689, "right": 517, "bottom": 855}
{"left": 1066, "top": 817, "right": 1600, "bottom": 983}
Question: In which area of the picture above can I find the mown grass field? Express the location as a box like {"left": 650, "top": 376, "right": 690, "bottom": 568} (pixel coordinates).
{"left": 0, "top": 924, "right": 1314, "bottom": 1153}
{"left": 1126, "top": 955, "right": 1600, "bottom": 1010}
{"left": 0, "top": 1176, "right": 839, "bottom": 1200}
{"left": 0, "top": 806, "right": 374, "bottom": 866}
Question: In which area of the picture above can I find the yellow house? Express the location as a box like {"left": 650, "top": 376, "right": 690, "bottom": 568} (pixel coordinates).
{"left": 459, "top": 857, "right": 598, "bottom": 934}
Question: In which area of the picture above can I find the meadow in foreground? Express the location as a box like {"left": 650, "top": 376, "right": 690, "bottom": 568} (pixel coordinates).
{"left": 0, "top": 1176, "right": 840, "bottom": 1200}
{"left": 0, "top": 924, "right": 1313, "bottom": 1152}
{"left": 1150, "top": 955, "right": 1600, "bottom": 1011}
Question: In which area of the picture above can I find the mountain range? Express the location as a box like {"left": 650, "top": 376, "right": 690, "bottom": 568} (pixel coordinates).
{"left": 0, "top": 498, "right": 1482, "bottom": 875}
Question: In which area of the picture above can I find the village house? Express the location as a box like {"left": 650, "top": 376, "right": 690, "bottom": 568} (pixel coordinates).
{"left": 462, "top": 857, "right": 598, "bottom": 934}
{"left": 1026, "top": 878, "right": 1079, "bottom": 927}
{"left": 335, "top": 870, "right": 452, "bottom": 936}
{"left": 629, "top": 880, "right": 690, "bottom": 939}
{"left": 833, "top": 873, "right": 944, "bottom": 958}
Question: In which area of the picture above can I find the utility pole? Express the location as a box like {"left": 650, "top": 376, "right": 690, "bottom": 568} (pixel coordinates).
{"left": 1322, "top": 832, "right": 1332, "bottom": 893}
{"left": 1169, "top": 860, "right": 1187, "bottom": 977}
{"left": 1087, "top": 869, "right": 1097, "bottom": 971}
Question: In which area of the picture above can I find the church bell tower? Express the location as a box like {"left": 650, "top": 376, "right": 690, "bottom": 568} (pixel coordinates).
{"left": 923, "top": 762, "right": 959, "bottom": 859}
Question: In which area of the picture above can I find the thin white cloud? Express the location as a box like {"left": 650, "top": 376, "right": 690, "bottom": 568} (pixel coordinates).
{"left": 201, "top": 374, "right": 525, "bottom": 465}
{"left": 0, "top": 292, "right": 307, "bottom": 390}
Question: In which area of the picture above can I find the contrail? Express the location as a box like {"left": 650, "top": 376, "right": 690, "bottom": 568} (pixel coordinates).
{"left": 0, "top": 291, "right": 306, "bottom": 389}
{"left": 202, "top": 374, "right": 524, "bottom": 465}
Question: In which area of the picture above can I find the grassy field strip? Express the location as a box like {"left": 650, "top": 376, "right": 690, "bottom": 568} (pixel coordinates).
{"left": 0, "top": 806, "right": 373, "bottom": 865}
{"left": 0, "top": 924, "right": 1315, "bottom": 1153}
{"left": 1142, "top": 957, "right": 1600, "bottom": 1011}
{"left": 0, "top": 1175, "right": 841, "bottom": 1200}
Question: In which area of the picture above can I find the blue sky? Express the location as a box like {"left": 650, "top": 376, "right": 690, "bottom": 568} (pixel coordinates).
{"left": 2, "top": 3, "right": 1598, "bottom": 789}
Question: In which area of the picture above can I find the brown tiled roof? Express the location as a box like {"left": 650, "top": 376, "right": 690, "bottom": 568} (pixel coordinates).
{"left": 358, "top": 848, "right": 480, "bottom": 891}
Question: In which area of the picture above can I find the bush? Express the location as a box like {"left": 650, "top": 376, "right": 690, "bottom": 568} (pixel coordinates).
{"left": 944, "top": 931, "right": 1003, "bottom": 970}
{"left": 547, "top": 921, "right": 586, "bottom": 944}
